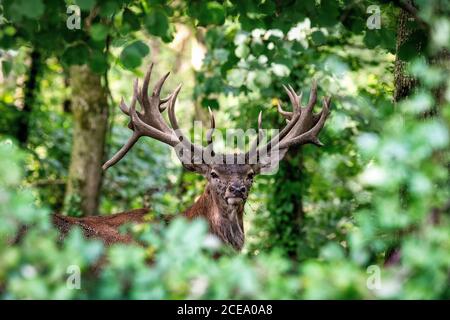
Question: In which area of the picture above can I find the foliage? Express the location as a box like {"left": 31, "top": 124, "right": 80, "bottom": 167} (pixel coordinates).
{"left": 0, "top": 141, "right": 299, "bottom": 299}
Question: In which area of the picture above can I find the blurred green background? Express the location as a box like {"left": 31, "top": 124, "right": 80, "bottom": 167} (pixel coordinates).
{"left": 0, "top": 0, "right": 449, "bottom": 299}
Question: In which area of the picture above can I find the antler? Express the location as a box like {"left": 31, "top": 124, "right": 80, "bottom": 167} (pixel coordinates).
{"left": 102, "top": 63, "right": 215, "bottom": 171}
{"left": 104, "top": 64, "right": 330, "bottom": 172}
{"left": 246, "top": 80, "right": 331, "bottom": 169}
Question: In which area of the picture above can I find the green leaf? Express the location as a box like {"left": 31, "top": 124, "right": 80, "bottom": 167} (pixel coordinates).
{"left": 89, "top": 51, "right": 108, "bottom": 74}
{"left": 213, "top": 49, "right": 229, "bottom": 64}
{"left": 90, "top": 24, "right": 109, "bottom": 42}
{"left": 254, "top": 70, "right": 271, "bottom": 88}
{"left": 227, "top": 68, "right": 247, "bottom": 87}
{"left": 4, "top": 26, "right": 16, "bottom": 36}
{"left": 132, "top": 41, "right": 150, "bottom": 56}
{"left": 144, "top": 9, "right": 170, "bottom": 39}
{"left": 61, "top": 44, "right": 90, "bottom": 66}
{"left": 189, "top": 1, "right": 225, "bottom": 26}
{"left": 363, "top": 30, "right": 379, "bottom": 49}
{"left": 271, "top": 63, "right": 290, "bottom": 77}
{"left": 315, "top": 1, "right": 339, "bottom": 27}
{"left": 204, "top": 1, "right": 226, "bottom": 25}
{"left": 201, "top": 98, "right": 219, "bottom": 110}
{"left": 398, "top": 30, "right": 428, "bottom": 61}
{"left": 123, "top": 9, "right": 141, "bottom": 31}
{"left": 76, "top": 0, "right": 96, "bottom": 11}
{"left": 311, "top": 31, "right": 326, "bottom": 46}
{"left": 235, "top": 45, "right": 250, "bottom": 59}
{"left": 379, "top": 28, "right": 396, "bottom": 53}
{"left": 120, "top": 41, "right": 150, "bottom": 70}
{"left": 20, "top": 0, "right": 45, "bottom": 19}
{"left": 100, "top": 1, "right": 119, "bottom": 17}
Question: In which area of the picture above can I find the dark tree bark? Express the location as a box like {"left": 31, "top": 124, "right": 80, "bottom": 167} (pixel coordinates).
{"left": 18, "top": 49, "right": 41, "bottom": 146}
{"left": 394, "top": 4, "right": 417, "bottom": 102}
{"left": 62, "top": 73, "right": 72, "bottom": 113}
{"left": 64, "top": 65, "right": 108, "bottom": 216}
{"left": 387, "top": 2, "right": 449, "bottom": 266}
{"left": 386, "top": 3, "right": 420, "bottom": 265}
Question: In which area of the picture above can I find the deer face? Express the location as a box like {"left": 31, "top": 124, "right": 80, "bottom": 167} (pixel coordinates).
{"left": 206, "top": 164, "right": 255, "bottom": 208}
{"left": 200, "top": 163, "right": 254, "bottom": 251}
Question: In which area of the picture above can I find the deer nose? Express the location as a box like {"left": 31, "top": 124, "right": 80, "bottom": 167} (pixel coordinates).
{"left": 229, "top": 184, "right": 246, "bottom": 195}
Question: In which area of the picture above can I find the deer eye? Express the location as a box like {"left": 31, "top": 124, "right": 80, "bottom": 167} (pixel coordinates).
{"left": 210, "top": 171, "right": 219, "bottom": 179}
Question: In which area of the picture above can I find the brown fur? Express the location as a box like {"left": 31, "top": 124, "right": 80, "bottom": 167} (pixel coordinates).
{"left": 53, "top": 208, "right": 149, "bottom": 245}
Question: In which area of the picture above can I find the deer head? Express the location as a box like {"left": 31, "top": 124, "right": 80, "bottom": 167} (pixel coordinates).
{"left": 103, "top": 63, "right": 331, "bottom": 250}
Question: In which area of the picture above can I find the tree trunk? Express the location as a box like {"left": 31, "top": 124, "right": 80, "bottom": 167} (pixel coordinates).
{"left": 386, "top": 4, "right": 418, "bottom": 265}
{"left": 18, "top": 49, "right": 41, "bottom": 146}
{"left": 394, "top": 4, "right": 417, "bottom": 102}
{"left": 266, "top": 145, "right": 305, "bottom": 258}
{"left": 64, "top": 65, "right": 108, "bottom": 216}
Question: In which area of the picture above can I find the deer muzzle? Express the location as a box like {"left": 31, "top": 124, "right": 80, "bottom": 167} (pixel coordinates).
{"left": 226, "top": 197, "right": 244, "bottom": 205}
{"left": 225, "top": 183, "right": 247, "bottom": 205}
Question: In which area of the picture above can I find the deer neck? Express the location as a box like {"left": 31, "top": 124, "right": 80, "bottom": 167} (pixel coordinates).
{"left": 183, "top": 184, "right": 245, "bottom": 250}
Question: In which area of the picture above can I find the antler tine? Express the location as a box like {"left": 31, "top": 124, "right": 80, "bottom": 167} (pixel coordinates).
{"left": 264, "top": 112, "right": 300, "bottom": 152}
{"left": 278, "top": 96, "right": 331, "bottom": 150}
{"left": 167, "top": 84, "right": 204, "bottom": 157}
{"left": 102, "top": 133, "right": 139, "bottom": 171}
{"left": 305, "top": 79, "right": 317, "bottom": 112}
{"left": 252, "top": 80, "right": 331, "bottom": 169}
{"left": 167, "top": 84, "right": 183, "bottom": 130}
{"left": 139, "top": 63, "right": 154, "bottom": 112}
{"left": 313, "top": 106, "right": 323, "bottom": 123}
{"left": 282, "top": 84, "right": 298, "bottom": 110}
{"left": 142, "top": 63, "right": 153, "bottom": 98}
{"left": 153, "top": 72, "right": 170, "bottom": 97}
{"left": 205, "top": 106, "right": 216, "bottom": 157}
{"left": 106, "top": 65, "right": 331, "bottom": 173}
{"left": 142, "top": 69, "right": 179, "bottom": 134}
{"left": 313, "top": 96, "right": 331, "bottom": 122}
{"left": 128, "top": 81, "right": 178, "bottom": 146}
{"left": 119, "top": 97, "right": 130, "bottom": 115}
{"left": 140, "top": 64, "right": 171, "bottom": 113}
{"left": 102, "top": 79, "right": 141, "bottom": 170}
{"left": 276, "top": 100, "right": 293, "bottom": 120}
{"left": 130, "top": 79, "right": 139, "bottom": 113}
{"left": 206, "top": 107, "right": 215, "bottom": 146}
{"left": 291, "top": 86, "right": 303, "bottom": 114}
{"left": 287, "top": 84, "right": 302, "bottom": 113}
{"left": 255, "top": 83, "right": 304, "bottom": 154}
{"left": 144, "top": 71, "right": 172, "bottom": 113}
{"left": 104, "top": 64, "right": 212, "bottom": 171}
{"left": 159, "top": 93, "right": 173, "bottom": 111}
{"left": 257, "top": 111, "right": 262, "bottom": 142}
{"left": 246, "top": 111, "right": 265, "bottom": 162}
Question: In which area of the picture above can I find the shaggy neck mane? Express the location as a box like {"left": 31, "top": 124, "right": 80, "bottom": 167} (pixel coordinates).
{"left": 183, "top": 184, "right": 245, "bottom": 250}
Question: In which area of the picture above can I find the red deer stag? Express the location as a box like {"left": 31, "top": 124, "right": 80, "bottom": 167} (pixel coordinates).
{"left": 54, "top": 63, "right": 331, "bottom": 250}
